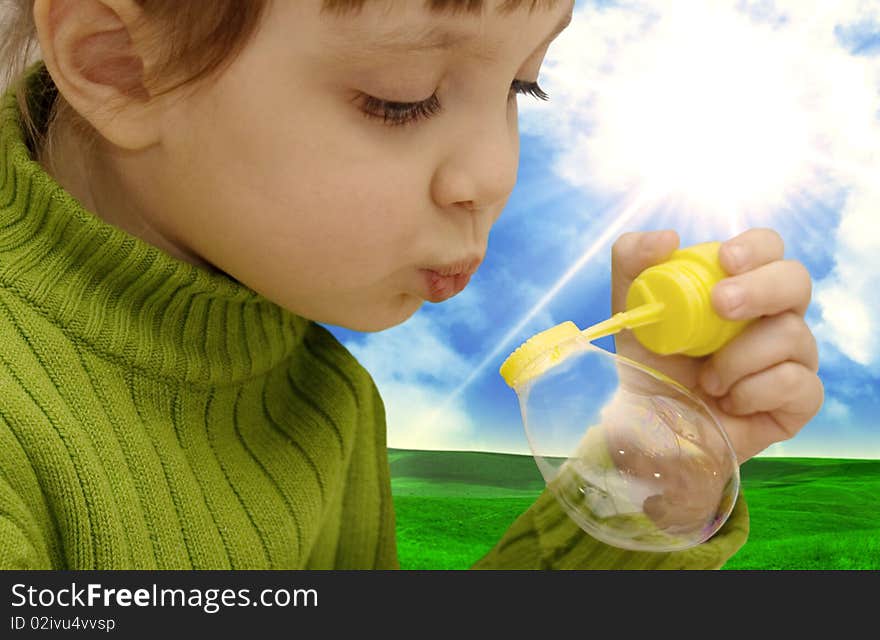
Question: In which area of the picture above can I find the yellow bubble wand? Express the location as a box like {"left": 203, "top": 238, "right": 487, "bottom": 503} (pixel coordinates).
{"left": 500, "top": 241, "right": 755, "bottom": 388}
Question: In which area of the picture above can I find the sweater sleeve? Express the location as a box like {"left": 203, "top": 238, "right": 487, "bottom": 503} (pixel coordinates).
{"left": 470, "top": 480, "right": 749, "bottom": 570}
{"left": 0, "top": 474, "right": 55, "bottom": 570}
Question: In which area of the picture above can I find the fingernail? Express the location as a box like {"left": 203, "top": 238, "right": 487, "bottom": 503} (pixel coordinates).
{"left": 718, "top": 282, "right": 745, "bottom": 314}
{"left": 702, "top": 368, "right": 722, "bottom": 395}
{"left": 725, "top": 244, "right": 746, "bottom": 271}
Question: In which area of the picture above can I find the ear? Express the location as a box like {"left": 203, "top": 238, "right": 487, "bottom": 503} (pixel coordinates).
{"left": 33, "top": 0, "right": 163, "bottom": 151}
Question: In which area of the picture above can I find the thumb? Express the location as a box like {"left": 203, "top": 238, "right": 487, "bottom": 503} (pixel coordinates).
{"left": 611, "top": 229, "right": 680, "bottom": 314}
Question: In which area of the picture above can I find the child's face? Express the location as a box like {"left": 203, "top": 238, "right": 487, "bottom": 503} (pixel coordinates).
{"left": 151, "top": 0, "right": 574, "bottom": 331}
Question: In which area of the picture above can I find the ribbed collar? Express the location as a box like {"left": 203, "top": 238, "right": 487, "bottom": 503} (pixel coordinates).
{"left": 0, "top": 61, "right": 309, "bottom": 387}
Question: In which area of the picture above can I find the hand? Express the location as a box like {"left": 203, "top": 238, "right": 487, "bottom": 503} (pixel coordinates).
{"left": 610, "top": 228, "right": 824, "bottom": 464}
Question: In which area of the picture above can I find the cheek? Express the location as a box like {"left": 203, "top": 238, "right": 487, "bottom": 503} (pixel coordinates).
{"left": 170, "top": 70, "right": 429, "bottom": 288}
{"left": 196, "top": 137, "right": 422, "bottom": 282}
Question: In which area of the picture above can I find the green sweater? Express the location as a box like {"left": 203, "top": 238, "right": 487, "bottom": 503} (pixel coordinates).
{"left": 0, "top": 62, "right": 749, "bottom": 570}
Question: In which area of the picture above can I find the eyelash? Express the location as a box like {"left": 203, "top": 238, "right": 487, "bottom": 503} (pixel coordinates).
{"left": 359, "top": 79, "right": 550, "bottom": 128}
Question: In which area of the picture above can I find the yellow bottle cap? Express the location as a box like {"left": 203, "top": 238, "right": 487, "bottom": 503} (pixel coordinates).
{"left": 626, "top": 241, "right": 751, "bottom": 356}
{"left": 499, "top": 321, "right": 581, "bottom": 388}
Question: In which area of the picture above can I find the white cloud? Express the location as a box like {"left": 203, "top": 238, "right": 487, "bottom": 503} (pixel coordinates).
{"left": 343, "top": 285, "right": 561, "bottom": 451}
{"left": 523, "top": 0, "right": 880, "bottom": 368}
{"left": 344, "top": 313, "right": 480, "bottom": 450}
{"left": 814, "top": 281, "right": 873, "bottom": 366}
{"left": 367, "top": 378, "right": 475, "bottom": 450}
{"left": 822, "top": 395, "right": 853, "bottom": 421}
{"left": 813, "top": 179, "right": 880, "bottom": 366}
{"left": 345, "top": 313, "right": 470, "bottom": 385}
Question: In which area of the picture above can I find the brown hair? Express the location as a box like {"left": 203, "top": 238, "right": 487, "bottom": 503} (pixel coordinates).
{"left": 0, "top": 0, "right": 560, "bottom": 162}
{"left": 0, "top": 0, "right": 271, "bottom": 164}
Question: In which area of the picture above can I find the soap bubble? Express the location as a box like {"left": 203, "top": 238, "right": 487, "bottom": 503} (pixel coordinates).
{"left": 515, "top": 332, "right": 739, "bottom": 551}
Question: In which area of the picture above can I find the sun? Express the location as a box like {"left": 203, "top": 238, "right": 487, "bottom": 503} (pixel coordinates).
{"left": 583, "top": 2, "right": 821, "bottom": 226}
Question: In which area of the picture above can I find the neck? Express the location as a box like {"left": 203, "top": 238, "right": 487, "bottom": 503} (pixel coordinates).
{"left": 35, "top": 99, "right": 214, "bottom": 272}
{"left": 0, "top": 60, "right": 309, "bottom": 387}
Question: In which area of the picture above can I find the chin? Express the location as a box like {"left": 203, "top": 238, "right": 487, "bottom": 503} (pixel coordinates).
{"left": 333, "top": 294, "right": 423, "bottom": 333}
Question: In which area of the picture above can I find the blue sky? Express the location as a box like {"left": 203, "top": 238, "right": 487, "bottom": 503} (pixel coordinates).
{"left": 322, "top": 0, "right": 880, "bottom": 460}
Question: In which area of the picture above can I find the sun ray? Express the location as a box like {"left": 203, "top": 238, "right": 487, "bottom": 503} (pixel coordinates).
{"left": 422, "top": 187, "right": 658, "bottom": 430}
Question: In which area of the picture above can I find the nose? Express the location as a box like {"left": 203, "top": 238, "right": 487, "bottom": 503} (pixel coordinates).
{"left": 429, "top": 101, "right": 520, "bottom": 214}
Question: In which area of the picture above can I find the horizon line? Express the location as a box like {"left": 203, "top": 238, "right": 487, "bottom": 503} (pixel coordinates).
{"left": 386, "top": 446, "right": 880, "bottom": 462}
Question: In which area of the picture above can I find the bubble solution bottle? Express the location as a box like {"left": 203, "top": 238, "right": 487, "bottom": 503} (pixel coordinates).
{"left": 500, "top": 241, "right": 754, "bottom": 551}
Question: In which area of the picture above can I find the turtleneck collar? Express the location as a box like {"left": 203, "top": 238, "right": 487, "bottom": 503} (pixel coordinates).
{"left": 0, "top": 61, "right": 309, "bottom": 387}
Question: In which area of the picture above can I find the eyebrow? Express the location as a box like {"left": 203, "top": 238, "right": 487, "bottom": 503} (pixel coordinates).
{"left": 335, "top": 6, "right": 574, "bottom": 59}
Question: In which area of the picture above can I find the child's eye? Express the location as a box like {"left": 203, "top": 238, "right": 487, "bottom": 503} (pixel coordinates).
{"left": 358, "top": 79, "right": 550, "bottom": 128}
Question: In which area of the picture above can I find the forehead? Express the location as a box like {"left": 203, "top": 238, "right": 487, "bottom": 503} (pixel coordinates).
{"left": 317, "top": 0, "right": 574, "bottom": 62}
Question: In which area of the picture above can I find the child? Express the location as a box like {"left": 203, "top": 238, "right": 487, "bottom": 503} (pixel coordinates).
{"left": 0, "top": 0, "right": 822, "bottom": 569}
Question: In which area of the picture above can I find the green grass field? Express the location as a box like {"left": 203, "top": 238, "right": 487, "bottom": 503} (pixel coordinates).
{"left": 388, "top": 449, "right": 880, "bottom": 570}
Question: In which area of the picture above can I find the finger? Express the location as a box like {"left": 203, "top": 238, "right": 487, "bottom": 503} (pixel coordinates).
{"left": 699, "top": 311, "right": 820, "bottom": 397}
{"left": 611, "top": 229, "right": 680, "bottom": 314}
{"left": 718, "top": 227, "right": 785, "bottom": 276}
{"left": 711, "top": 259, "right": 812, "bottom": 319}
{"left": 718, "top": 362, "right": 825, "bottom": 438}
